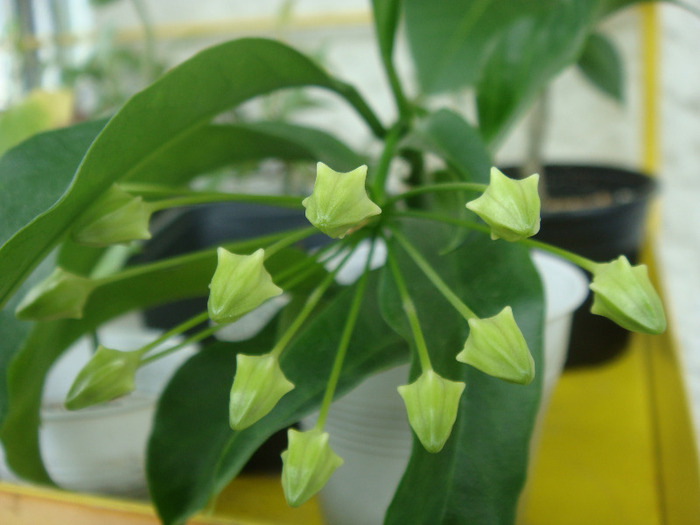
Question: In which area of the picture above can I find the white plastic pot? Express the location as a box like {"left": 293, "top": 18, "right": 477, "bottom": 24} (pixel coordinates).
{"left": 303, "top": 250, "right": 588, "bottom": 525}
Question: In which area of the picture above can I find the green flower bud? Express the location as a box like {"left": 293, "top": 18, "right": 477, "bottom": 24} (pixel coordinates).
{"left": 72, "top": 185, "right": 152, "bottom": 246}
{"left": 64, "top": 345, "right": 141, "bottom": 410}
{"left": 456, "top": 306, "right": 535, "bottom": 385}
{"left": 229, "top": 352, "right": 294, "bottom": 430}
{"left": 208, "top": 247, "right": 283, "bottom": 324}
{"left": 15, "top": 268, "right": 96, "bottom": 321}
{"left": 281, "top": 427, "right": 343, "bottom": 507}
{"left": 589, "top": 256, "right": 666, "bottom": 335}
{"left": 397, "top": 370, "right": 465, "bottom": 453}
{"left": 466, "top": 167, "right": 540, "bottom": 242}
{"left": 302, "top": 162, "right": 381, "bottom": 238}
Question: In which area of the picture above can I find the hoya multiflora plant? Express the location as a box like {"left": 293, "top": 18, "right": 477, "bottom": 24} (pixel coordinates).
{"left": 0, "top": 2, "right": 670, "bottom": 523}
{"left": 13, "top": 161, "right": 665, "bottom": 507}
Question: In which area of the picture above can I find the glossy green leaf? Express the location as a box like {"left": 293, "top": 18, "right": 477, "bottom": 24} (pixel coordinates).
{"left": 402, "top": 109, "right": 491, "bottom": 183}
{"left": 577, "top": 32, "right": 624, "bottom": 102}
{"left": 147, "top": 272, "right": 407, "bottom": 525}
{"left": 0, "top": 239, "right": 321, "bottom": 484}
{"left": 0, "top": 120, "right": 106, "bottom": 427}
{"left": 402, "top": 0, "right": 559, "bottom": 94}
{"left": 0, "top": 37, "right": 382, "bottom": 311}
{"left": 372, "top": 0, "right": 402, "bottom": 62}
{"left": 131, "top": 122, "right": 366, "bottom": 185}
{"left": 379, "top": 219, "right": 544, "bottom": 524}
{"left": 476, "top": 2, "right": 596, "bottom": 145}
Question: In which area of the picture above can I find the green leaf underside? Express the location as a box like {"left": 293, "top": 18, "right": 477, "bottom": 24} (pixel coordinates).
{"left": 0, "top": 245, "right": 321, "bottom": 484}
{"left": 0, "top": 37, "right": 379, "bottom": 312}
{"left": 147, "top": 271, "right": 407, "bottom": 525}
{"left": 380, "top": 219, "right": 544, "bottom": 524}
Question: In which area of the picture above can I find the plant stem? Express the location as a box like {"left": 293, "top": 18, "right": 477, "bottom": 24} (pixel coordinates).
{"left": 372, "top": 123, "right": 404, "bottom": 202}
{"left": 314, "top": 240, "right": 373, "bottom": 430}
{"left": 393, "top": 209, "right": 597, "bottom": 272}
{"left": 270, "top": 248, "right": 355, "bottom": 359}
{"left": 137, "top": 311, "right": 210, "bottom": 359}
{"left": 384, "top": 182, "right": 487, "bottom": 208}
{"left": 386, "top": 245, "right": 432, "bottom": 372}
{"left": 262, "top": 227, "right": 317, "bottom": 259}
{"left": 140, "top": 322, "right": 223, "bottom": 366}
{"left": 389, "top": 226, "right": 477, "bottom": 320}
{"left": 146, "top": 192, "right": 304, "bottom": 212}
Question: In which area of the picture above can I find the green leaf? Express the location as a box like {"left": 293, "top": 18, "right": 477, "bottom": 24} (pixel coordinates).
{"left": 476, "top": 2, "right": 597, "bottom": 145}
{"left": 379, "top": 219, "right": 544, "bottom": 524}
{"left": 147, "top": 272, "right": 407, "bottom": 525}
{"left": 0, "top": 120, "right": 106, "bottom": 427}
{"left": 131, "top": 122, "right": 366, "bottom": 185}
{"left": 402, "top": 109, "right": 491, "bottom": 183}
{"left": 372, "top": 0, "right": 402, "bottom": 62}
{"left": 0, "top": 240, "right": 319, "bottom": 484}
{"left": 0, "top": 37, "right": 382, "bottom": 312}
{"left": 577, "top": 32, "right": 624, "bottom": 102}
{"left": 402, "top": 0, "right": 559, "bottom": 94}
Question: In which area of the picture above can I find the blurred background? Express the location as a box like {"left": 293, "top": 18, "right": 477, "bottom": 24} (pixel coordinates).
{"left": 1, "top": 0, "right": 699, "bottom": 458}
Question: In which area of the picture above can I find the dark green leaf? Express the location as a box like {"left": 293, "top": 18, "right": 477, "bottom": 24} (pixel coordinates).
{"left": 379, "top": 219, "right": 544, "bottom": 524}
{"left": 131, "top": 122, "right": 366, "bottom": 185}
{"left": 402, "top": 109, "right": 491, "bottom": 183}
{"left": 476, "top": 2, "right": 596, "bottom": 145}
{"left": 402, "top": 0, "right": 559, "bottom": 94}
{"left": 577, "top": 32, "right": 625, "bottom": 102}
{"left": 0, "top": 38, "right": 381, "bottom": 311}
{"left": 372, "top": 0, "right": 402, "bottom": 63}
{"left": 147, "top": 272, "right": 407, "bottom": 525}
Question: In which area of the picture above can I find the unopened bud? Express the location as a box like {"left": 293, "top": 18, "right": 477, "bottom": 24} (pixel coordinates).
{"left": 397, "top": 369, "right": 465, "bottom": 453}
{"left": 302, "top": 163, "right": 381, "bottom": 238}
{"left": 208, "top": 248, "right": 283, "bottom": 324}
{"left": 456, "top": 306, "right": 535, "bottom": 385}
{"left": 589, "top": 256, "right": 666, "bottom": 335}
{"left": 281, "top": 428, "right": 343, "bottom": 507}
{"left": 72, "top": 185, "right": 152, "bottom": 246}
{"left": 466, "top": 167, "right": 540, "bottom": 242}
{"left": 65, "top": 345, "right": 141, "bottom": 410}
{"left": 15, "top": 268, "right": 95, "bottom": 321}
{"left": 229, "top": 352, "right": 294, "bottom": 430}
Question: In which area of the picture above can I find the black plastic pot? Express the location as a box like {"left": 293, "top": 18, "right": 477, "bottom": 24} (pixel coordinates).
{"left": 504, "top": 164, "right": 657, "bottom": 367}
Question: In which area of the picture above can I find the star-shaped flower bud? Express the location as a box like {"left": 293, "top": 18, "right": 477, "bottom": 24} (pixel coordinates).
{"left": 397, "top": 369, "right": 466, "bottom": 453}
{"left": 15, "top": 267, "right": 96, "bottom": 321}
{"left": 456, "top": 306, "right": 535, "bottom": 385}
{"left": 65, "top": 345, "right": 141, "bottom": 410}
{"left": 589, "top": 256, "right": 666, "bottom": 335}
{"left": 281, "top": 427, "right": 343, "bottom": 507}
{"left": 302, "top": 162, "right": 381, "bottom": 238}
{"left": 466, "top": 167, "right": 540, "bottom": 242}
{"left": 208, "top": 248, "right": 283, "bottom": 325}
{"left": 229, "top": 352, "right": 294, "bottom": 430}
{"left": 72, "top": 185, "right": 152, "bottom": 246}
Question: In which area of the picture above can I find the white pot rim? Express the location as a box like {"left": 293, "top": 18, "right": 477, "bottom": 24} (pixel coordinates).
{"left": 531, "top": 250, "right": 589, "bottom": 323}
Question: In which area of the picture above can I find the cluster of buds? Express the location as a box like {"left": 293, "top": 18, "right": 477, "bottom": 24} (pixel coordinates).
{"left": 17, "top": 160, "right": 666, "bottom": 509}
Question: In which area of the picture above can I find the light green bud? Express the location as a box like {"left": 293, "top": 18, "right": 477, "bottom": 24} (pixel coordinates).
{"left": 229, "top": 352, "right": 294, "bottom": 430}
{"left": 72, "top": 185, "right": 152, "bottom": 246}
{"left": 281, "top": 428, "right": 343, "bottom": 507}
{"left": 397, "top": 369, "right": 466, "bottom": 453}
{"left": 456, "top": 306, "right": 535, "bottom": 385}
{"left": 208, "top": 247, "right": 283, "bottom": 325}
{"left": 589, "top": 256, "right": 666, "bottom": 335}
{"left": 302, "top": 162, "right": 381, "bottom": 238}
{"left": 466, "top": 167, "right": 540, "bottom": 242}
{"left": 65, "top": 345, "right": 141, "bottom": 410}
{"left": 15, "top": 267, "right": 96, "bottom": 321}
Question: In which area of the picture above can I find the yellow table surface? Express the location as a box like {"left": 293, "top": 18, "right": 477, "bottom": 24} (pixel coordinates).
{"left": 2, "top": 333, "right": 699, "bottom": 525}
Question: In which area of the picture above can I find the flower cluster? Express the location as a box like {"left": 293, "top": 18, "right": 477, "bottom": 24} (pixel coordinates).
{"left": 18, "top": 161, "right": 665, "bottom": 509}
